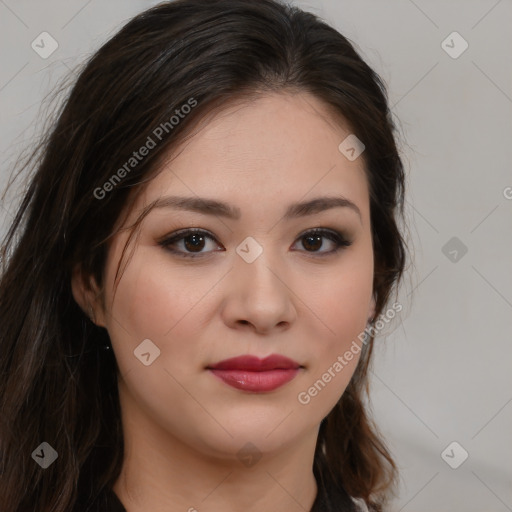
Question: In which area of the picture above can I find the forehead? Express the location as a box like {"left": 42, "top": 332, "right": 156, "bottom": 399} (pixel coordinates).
{"left": 133, "top": 92, "right": 370, "bottom": 223}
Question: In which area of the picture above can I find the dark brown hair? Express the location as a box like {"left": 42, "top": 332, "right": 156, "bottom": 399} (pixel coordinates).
{"left": 0, "top": 1, "right": 408, "bottom": 510}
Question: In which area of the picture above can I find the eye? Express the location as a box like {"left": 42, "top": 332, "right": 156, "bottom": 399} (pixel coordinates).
{"left": 158, "top": 229, "right": 222, "bottom": 259}
{"left": 291, "top": 228, "right": 352, "bottom": 256}
{"left": 158, "top": 227, "right": 352, "bottom": 259}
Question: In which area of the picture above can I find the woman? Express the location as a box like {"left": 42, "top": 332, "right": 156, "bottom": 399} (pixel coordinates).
{"left": 0, "top": 0, "right": 408, "bottom": 510}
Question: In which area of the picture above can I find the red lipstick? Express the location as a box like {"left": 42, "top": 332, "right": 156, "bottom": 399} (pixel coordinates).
{"left": 206, "top": 354, "right": 302, "bottom": 392}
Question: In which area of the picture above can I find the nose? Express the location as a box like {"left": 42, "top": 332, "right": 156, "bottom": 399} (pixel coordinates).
{"left": 221, "top": 248, "right": 297, "bottom": 335}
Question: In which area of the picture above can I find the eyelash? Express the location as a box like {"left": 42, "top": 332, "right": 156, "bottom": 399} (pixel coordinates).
{"left": 158, "top": 228, "right": 352, "bottom": 259}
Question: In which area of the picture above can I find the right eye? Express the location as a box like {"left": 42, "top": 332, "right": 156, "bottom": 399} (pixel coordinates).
{"left": 158, "top": 229, "right": 224, "bottom": 258}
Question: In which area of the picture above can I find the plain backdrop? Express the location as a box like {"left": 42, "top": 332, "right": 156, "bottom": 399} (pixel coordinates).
{"left": 1, "top": 1, "right": 511, "bottom": 510}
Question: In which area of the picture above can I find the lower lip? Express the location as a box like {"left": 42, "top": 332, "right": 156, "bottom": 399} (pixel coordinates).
{"left": 208, "top": 368, "right": 300, "bottom": 392}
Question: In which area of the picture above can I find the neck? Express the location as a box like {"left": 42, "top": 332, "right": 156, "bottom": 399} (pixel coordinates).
{"left": 112, "top": 380, "right": 320, "bottom": 512}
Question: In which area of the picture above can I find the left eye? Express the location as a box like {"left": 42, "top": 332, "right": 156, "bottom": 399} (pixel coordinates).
{"left": 294, "top": 228, "right": 352, "bottom": 255}
{"left": 159, "top": 228, "right": 352, "bottom": 258}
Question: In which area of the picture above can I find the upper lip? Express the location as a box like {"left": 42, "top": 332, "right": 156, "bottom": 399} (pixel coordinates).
{"left": 207, "top": 354, "right": 302, "bottom": 371}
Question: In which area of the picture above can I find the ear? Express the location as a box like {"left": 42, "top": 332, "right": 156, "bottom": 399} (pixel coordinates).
{"left": 368, "top": 293, "right": 376, "bottom": 323}
{"left": 71, "top": 264, "right": 107, "bottom": 327}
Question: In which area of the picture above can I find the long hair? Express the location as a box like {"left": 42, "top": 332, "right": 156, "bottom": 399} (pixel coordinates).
{"left": 0, "top": 1, "right": 408, "bottom": 510}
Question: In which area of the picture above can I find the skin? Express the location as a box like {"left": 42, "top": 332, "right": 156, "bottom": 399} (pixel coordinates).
{"left": 73, "top": 91, "right": 376, "bottom": 512}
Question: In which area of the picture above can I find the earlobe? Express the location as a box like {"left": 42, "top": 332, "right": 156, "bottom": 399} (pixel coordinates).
{"left": 71, "top": 265, "right": 106, "bottom": 327}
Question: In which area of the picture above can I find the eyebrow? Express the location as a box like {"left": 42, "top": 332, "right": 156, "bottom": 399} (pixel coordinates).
{"left": 152, "top": 195, "right": 362, "bottom": 223}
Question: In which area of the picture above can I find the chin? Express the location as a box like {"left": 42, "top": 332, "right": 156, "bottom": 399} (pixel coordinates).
{"left": 189, "top": 420, "right": 304, "bottom": 460}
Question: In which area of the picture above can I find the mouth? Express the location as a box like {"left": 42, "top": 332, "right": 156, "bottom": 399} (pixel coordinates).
{"left": 206, "top": 354, "right": 303, "bottom": 392}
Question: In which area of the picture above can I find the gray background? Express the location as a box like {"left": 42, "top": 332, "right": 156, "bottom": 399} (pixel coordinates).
{"left": 1, "top": 1, "right": 511, "bottom": 510}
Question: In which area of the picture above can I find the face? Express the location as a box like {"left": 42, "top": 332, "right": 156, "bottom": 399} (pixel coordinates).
{"left": 78, "top": 92, "right": 376, "bottom": 461}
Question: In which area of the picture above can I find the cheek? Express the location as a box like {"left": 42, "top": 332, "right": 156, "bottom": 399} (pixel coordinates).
{"left": 309, "top": 251, "right": 373, "bottom": 343}
{"left": 104, "top": 249, "right": 219, "bottom": 374}
{"left": 297, "top": 253, "right": 372, "bottom": 411}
